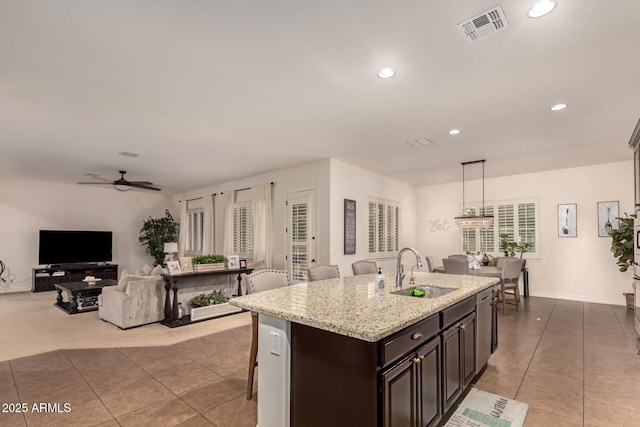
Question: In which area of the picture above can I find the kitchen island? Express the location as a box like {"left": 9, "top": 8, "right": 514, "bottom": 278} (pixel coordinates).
{"left": 230, "top": 271, "right": 499, "bottom": 427}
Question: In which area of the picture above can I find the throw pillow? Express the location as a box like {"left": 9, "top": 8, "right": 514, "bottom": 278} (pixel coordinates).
{"left": 150, "top": 264, "right": 164, "bottom": 276}
{"left": 142, "top": 264, "right": 153, "bottom": 275}
{"left": 117, "top": 269, "right": 131, "bottom": 292}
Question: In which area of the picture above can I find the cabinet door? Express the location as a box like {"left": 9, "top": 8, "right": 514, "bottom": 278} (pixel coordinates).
{"left": 382, "top": 356, "right": 417, "bottom": 427}
{"left": 416, "top": 338, "right": 441, "bottom": 427}
{"left": 441, "top": 323, "right": 462, "bottom": 413}
{"left": 461, "top": 313, "right": 477, "bottom": 387}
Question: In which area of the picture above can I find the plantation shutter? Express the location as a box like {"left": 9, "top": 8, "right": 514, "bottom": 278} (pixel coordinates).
{"left": 461, "top": 207, "right": 477, "bottom": 252}
{"left": 518, "top": 203, "right": 536, "bottom": 251}
{"left": 497, "top": 204, "right": 515, "bottom": 243}
{"left": 479, "top": 206, "right": 495, "bottom": 252}
{"left": 291, "top": 201, "right": 309, "bottom": 283}
{"left": 233, "top": 203, "right": 253, "bottom": 257}
{"left": 185, "top": 209, "right": 204, "bottom": 255}
{"left": 368, "top": 197, "right": 401, "bottom": 258}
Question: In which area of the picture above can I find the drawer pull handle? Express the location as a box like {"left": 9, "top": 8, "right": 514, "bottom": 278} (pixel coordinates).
{"left": 419, "top": 355, "right": 425, "bottom": 361}
{"left": 413, "top": 357, "right": 422, "bottom": 364}
{"left": 460, "top": 324, "right": 467, "bottom": 330}
{"left": 411, "top": 332, "right": 423, "bottom": 340}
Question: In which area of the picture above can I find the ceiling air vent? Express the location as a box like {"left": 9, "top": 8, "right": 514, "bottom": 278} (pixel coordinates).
{"left": 457, "top": 5, "right": 508, "bottom": 43}
{"left": 117, "top": 151, "right": 139, "bottom": 158}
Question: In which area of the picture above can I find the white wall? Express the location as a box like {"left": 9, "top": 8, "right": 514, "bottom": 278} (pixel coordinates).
{"left": 0, "top": 177, "right": 172, "bottom": 292}
{"left": 329, "top": 159, "right": 418, "bottom": 276}
{"left": 172, "top": 159, "right": 331, "bottom": 270}
{"left": 417, "top": 161, "right": 634, "bottom": 305}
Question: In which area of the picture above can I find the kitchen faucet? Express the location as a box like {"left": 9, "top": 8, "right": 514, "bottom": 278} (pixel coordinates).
{"left": 396, "top": 247, "right": 423, "bottom": 288}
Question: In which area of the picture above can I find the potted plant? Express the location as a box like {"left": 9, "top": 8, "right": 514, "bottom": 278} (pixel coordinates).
{"left": 191, "top": 254, "right": 229, "bottom": 272}
{"left": 139, "top": 210, "right": 178, "bottom": 266}
{"left": 189, "top": 289, "right": 242, "bottom": 321}
{"left": 499, "top": 233, "right": 531, "bottom": 266}
{"left": 609, "top": 213, "right": 636, "bottom": 309}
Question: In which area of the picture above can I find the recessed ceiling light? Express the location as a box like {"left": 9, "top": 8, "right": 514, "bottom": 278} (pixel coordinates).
{"left": 550, "top": 103, "right": 568, "bottom": 111}
{"left": 449, "top": 129, "right": 461, "bottom": 135}
{"left": 377, "top": 68, "right": 396, "bottom": 79}
{"left": 527, "top": 0, "right": 558, "bottom": 18}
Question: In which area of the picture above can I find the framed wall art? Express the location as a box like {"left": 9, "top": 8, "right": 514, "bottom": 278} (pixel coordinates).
{"left": 179, "top": 257, "right": 193, "bottom": 273}
{"left": 166, "top": 260, "right": 182, "bottom": 275}
{"left": 558, "top": 204, "right": 577, "bottom": 238}
{"left": 597, "top": 201, "right": 619, "bottom": 237}
{"left": 227, "top": 254, "right": 240, "bottom": 270}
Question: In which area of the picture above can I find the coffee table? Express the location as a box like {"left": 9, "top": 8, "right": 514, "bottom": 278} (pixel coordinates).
{"left": 54, "top": 279, "right": 117, "bottom": 314}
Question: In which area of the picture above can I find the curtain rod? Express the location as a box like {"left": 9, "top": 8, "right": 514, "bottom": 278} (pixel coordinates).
{"left": 179, "top": 182, "right": 274, "bottom": 202}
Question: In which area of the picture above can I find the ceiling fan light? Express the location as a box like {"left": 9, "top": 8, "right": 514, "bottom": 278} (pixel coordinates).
{"left": 527, "top": 0, "right": 558, "bottom": 18}
{"left": 114, "top": 184, "right": 131, "bottom": 192}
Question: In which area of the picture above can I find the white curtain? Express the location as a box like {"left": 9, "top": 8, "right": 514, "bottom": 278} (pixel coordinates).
{"left": 222, "top": 191, "right": 235, "bottom": 256}
{"left": 252, "top": 183, "right": 273, "bottom": 267}
{"left": 178, "top": 200, "right": 188, "bottom": 257}
{"left": 202, "top": 195, "right": 215, "bottom": 254}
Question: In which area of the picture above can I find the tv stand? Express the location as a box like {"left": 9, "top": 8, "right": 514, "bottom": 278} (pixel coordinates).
{"left": 32, "top": 264, "right": 118, "bottom": 292}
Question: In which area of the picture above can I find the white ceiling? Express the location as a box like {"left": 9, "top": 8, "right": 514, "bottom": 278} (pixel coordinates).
{"left": 1, "top": 0, "right": 639, "bottom": 194}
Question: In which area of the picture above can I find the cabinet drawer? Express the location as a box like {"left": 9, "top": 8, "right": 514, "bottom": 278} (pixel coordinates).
{"left": 441, "top": 296, "right": 475, "bottom": 329}
{"left": 380, "top": 314, "right": 439, "bottom": 368}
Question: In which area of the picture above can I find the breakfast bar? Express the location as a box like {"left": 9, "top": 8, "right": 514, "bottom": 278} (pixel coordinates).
{"left": 230, "top": 271, "right": 499, "bottom": 427}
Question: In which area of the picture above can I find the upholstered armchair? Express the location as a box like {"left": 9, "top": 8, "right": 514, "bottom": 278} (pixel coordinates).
{"left": 98, "top": 266, "right": 165, "bottom": 329}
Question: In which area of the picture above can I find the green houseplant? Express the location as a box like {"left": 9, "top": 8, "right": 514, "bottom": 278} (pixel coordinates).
{"left": 191, "top": 255, "right": 228, "bottom": 265}
{"left": 609, "top": 213, "right": 636, "bottom": 309}
{"left": 609, "top": 213, "right": 635, "bottom": 272}
{"left": 139, "top": 210, "right": 178, "bottom": 266}
{"left": 191, "top": 289, "right": 229, "bottom": 307}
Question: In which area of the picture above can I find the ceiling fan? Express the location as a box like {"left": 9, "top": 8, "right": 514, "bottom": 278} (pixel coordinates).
{"left": 78, "top": 170, "right": 161, "bottom": 192}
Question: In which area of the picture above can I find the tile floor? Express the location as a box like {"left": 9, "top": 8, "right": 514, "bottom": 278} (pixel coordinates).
{"left": 0, "top": 296, "right": 638, "bottom": 426}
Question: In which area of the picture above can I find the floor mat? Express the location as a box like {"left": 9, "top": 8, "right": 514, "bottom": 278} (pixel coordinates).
{"left": 444, "top": 388, "right": 529, "bottom": 427}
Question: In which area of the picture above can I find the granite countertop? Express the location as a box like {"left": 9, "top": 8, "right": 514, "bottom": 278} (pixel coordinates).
{"left": 230, "top": 271, "right": 499, "bottom": 342}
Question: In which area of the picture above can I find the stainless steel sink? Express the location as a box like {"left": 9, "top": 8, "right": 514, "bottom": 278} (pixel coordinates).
{"left": 392, "top": 285, "right": 455, "bottom": 299}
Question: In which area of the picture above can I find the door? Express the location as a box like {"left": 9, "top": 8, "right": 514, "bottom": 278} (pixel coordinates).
{"left": 416, "top": 338, "right": 442, "bottom": 427}
{"left": 461, "top": 313, "right": 477, "bottom": 387}
{"left": 286, "top": 190, "right": 316, "bottom": 283}
{"left": 441, "top": 324, "right": 462, "bottom": 413}
{"left": 382, "top": 356, "right": 417, "bottom": 427}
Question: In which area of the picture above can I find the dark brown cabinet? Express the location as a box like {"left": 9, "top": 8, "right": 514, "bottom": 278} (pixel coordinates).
{"left": 442, "top": 312, "right": 476, "bottom": 413}
{"left": 381, "top": 337, "right": 441, "bottom": 427}
{"left": 32, "top": 264, "right": 118, "bottom": 292}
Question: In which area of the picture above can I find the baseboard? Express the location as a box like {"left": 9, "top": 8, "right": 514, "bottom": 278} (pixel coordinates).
{"left": 529, "top": 291, "right": 626, "bottom": 306}
{"left": 0, "top": 282, "right": 31, "bottom": 294}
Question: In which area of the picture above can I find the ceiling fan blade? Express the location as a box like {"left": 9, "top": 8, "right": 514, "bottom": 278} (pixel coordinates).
{"left": 77, "top": 182, "right": 114, "bottom": 185}
{"left": 129, "top": 181, "right": 154, "bottom": 185}
{"left": 130, "top": 182, "right": 161, "bottom": 191}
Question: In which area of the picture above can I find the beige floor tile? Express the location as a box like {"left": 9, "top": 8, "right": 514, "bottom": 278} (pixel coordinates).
{"left": 516, "top": 368, "right": 583, "bottom": 423}
{"left": 22, "top": 398, "right": 113, "bottom": 427}
{"left": 203, "top": 394, "right": 257, "bottom": 427}
{"left": 97, "top": 372, "right": 173, "bottom": 417}
{"left": 152, "top": 360, "right": 225, "bottom": 395}
{"left": 0, "top": 412, "right": 27, "bottom": 427}
{"left": 472, "top": 368, "right": 522, "bottom": 399}
{"left": 179, "top": 379, "right": 244, "bottom": 413}
{"left": 585, "top": 399, "right": 640, "bottom": 427}
{"left": 116, "top": 396, "right": 198, "bottom": 427}
{"left": 175, "top": 414, "right": 216, "bottom": 426}
{"left": 523, "top": 406, "right": 582, "bottom": 427}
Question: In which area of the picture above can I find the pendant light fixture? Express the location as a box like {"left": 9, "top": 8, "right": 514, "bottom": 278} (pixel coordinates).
{"left": 454, "top": 159, "right": 495, "bottom": 229}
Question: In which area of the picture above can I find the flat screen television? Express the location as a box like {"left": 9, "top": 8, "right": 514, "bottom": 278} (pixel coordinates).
{"left": 39, "top": 230, "right": 113, "bottom": 265}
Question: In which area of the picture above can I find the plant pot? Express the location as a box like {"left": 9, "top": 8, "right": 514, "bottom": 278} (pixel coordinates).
{"left": 623, "top": 292, "right": 634, "bottom": 310}
{"left": 190, "top": 303, "right": 242, "bottom": 321}
{"left": 194, "top": 263, "right": 225, "bottom": 272}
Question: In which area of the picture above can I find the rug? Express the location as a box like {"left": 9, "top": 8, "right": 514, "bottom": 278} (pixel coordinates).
{"left": 444, "top": 388, "right": 529, "bottom": 427}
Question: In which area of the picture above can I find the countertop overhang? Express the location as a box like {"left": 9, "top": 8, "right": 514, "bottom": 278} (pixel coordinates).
{"left": 230, "top": 271, "right": 498, "bottom": 342}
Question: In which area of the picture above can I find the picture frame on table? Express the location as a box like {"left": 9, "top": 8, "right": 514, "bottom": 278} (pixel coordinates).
{"left": 227, "top": 254, "right": 240, "bottom": 270}
{"left": 166, "top": 260, "right": 182, "bottom": 275}
{"left": 239, "top": 259, "right": 247, "bottom": 269}
{"left": 179, "top": 257, "right": 193, "bottom": 273}
{"left": 597, "top": 201, "right": 619, "bottom": 237}
{"left": 558, "top": 203, "right": 577, "bottom": 238}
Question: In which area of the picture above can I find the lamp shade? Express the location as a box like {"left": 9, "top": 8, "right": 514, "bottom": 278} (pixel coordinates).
{"left": 454, "top": 215, "right": 495, "bottom": 229}
{"left": 114, "top": 183, "right": 131, "bottom": 192}
{"left": 164, "top": 242, "right": 178, "bottom": 253}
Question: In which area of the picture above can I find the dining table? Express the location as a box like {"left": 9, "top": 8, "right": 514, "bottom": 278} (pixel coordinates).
{"left": 434, "top": 265, "right": 529, "bottom": 298}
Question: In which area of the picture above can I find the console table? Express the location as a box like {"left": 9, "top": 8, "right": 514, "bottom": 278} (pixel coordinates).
{"left": 161, "top": 268, "right": 254, "bottom": 328}
{"left": 54, "top": 279, "right": 117, "bottom": 314}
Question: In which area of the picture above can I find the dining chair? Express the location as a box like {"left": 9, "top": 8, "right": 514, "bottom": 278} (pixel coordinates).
{"left": 425, "top": 256, "right": 436, "bottom": 273}
{"left": 498, "top": 258, "right": 523, "bottom": 314}
{"left": 496, "top": 257, "right": 509, "bottom": 269}
{"left": 307, "top": 264, "right": 340, "bottom": 282}
{"left": 244, "top": 269, "right": 290, "bottom": 400}
{"left": 448, "top": 254, "right": 468, "bottom": 260}
{"left": 442, "top": 258, "right": 469, "bottom": 275}
{"left": 351, "top": 260, "right": 378, "bottom": 275}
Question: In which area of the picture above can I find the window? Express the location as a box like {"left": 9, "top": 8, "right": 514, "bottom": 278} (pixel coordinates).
{"left": 185, "top": 208, "right": 204, "bottom": 255}
{"left": 461, "top": 200, "right": 537, "bottom": 256}
{"left": 233, "top": 202, "right": 253, "bottom": 258}
{"left": 368, "top": 197, "right": 401, "bottom": 258}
